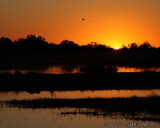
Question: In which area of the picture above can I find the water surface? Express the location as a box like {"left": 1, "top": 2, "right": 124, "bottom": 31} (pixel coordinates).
{"left": 0, "top": 90, "right": 160, "bottom": 128}
{"left": 0, "top": 107, "right": 159, "bottom": 128}
{"left": 0, "top": 89, "right": 160, "bottom": 101}
{"left": 1, "top": 65, "right": 160, "bottom": 74}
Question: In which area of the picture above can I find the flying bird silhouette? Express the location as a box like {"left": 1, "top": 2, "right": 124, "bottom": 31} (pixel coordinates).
{"left": 82, "top": 18, "right": 85, "bottom": 21}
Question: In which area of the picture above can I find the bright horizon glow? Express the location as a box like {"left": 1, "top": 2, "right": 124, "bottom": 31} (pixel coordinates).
{"left": 0, "top": 0, "right": 160, "bottom": 48}
{"left": 113, "top": 47, "right": 120, "bottom": 50}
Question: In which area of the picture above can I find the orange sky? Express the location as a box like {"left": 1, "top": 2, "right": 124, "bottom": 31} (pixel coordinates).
{"left": 0, "top": 0, "right": 160, "bottom": 48}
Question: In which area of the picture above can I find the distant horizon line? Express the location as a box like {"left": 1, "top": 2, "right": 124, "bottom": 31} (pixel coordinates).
{"left": 0, "top": 34, "right": 159, "bottom": 49}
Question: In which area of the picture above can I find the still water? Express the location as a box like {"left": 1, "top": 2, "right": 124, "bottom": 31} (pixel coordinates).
{"left": 0, "top": 90, "right": 160, "bottom": 128}
{"left": 0, "top": 107, "right": 159, "bottom": 128}
{"left": 0, "top": 65, "right": 160, "bottom": 74}
{"left": 0, "top": 89, "right": 160, "bottom": 101}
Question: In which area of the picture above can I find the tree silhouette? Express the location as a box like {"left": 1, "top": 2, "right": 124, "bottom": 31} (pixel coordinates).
{"left": 60, "top": 40, "right": 78, "bottom": 48}
{"left": 0, "top": 37, "right": 13, "bottom": 52}
{"left": 14, "top": 34, "right": 48, "bottom": 53}
{"left": 138, "top": 42, "right": 152, "bottom": 52}
{"left": 0, "top": 34, "right": 160, "bottom": 66}
{"left": 128, "top": 43, "right": 138, "bottom": 52}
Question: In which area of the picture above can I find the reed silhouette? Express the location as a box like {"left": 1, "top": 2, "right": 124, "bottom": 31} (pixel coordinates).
{"left": 2, "top": 97, "right": 160, "bottom": 122}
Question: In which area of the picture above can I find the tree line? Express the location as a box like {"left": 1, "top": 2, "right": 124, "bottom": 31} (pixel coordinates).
{"left": 0, "top": 34, "right": 159, "bottom": 54}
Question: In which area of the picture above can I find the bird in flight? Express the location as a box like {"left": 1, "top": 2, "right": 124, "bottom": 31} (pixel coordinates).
{"left": 82, "top": 18, "right": 85, "bottom": 21}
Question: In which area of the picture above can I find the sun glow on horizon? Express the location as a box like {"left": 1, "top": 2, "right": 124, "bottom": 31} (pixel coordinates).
{"left": 113, "top": 47, "right": 120, "bottom": 50}
{"left": 0, "top": 0, "right": 160, "bottom": 47}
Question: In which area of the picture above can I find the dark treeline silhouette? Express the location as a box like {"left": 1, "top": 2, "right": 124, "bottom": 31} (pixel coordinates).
{"left": 0, "top": 34, "right": 113, "bottom": 54}
{"left": 1, "top": 34, "right": 160, "bottom": 66}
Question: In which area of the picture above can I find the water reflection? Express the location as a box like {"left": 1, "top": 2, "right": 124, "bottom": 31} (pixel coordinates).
{"left": 0, "top": 107, "right": 159, "bottom": 128}
{"left": 0, "top": 65, "right": 83, "bottom": 74}
{"left": 117, "top": 67, "right": 160, "bottom": 73}
{"left": 1, "top": 65, "right": 160, "bottom": 74}
{"left": 0, "top": 90, "right": 160, "bottom": 101}
{"left": 1, "top": 90, "right": 160, "bottom": 128}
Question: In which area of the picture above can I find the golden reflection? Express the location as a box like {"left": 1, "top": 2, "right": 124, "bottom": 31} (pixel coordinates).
{"left": 117, "top": 67, "right": 160, "bottom": 73}
{"left": 1, "top": 107, "right": 159, "bottom": 128}
{"left": 1, "top": 66, "right": 160, "bottom": 74}
{"left": 117, "top": 67, "right": 144, "bottom": 73}
{"left": 0, "top": 90, "right": 160, "bottom": 101}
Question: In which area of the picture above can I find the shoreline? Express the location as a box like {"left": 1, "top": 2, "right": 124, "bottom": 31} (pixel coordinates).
{"left": 0, "top": 72, "right": 160, "bottom": 91}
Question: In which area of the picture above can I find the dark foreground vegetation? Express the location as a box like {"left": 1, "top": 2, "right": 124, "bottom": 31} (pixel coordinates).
{"left": 1, "top": 35, "right": 160, "bottom": 66}
{"left": 3, "top": 97, "right": 160, "bottom": 121}
{"left": 1, "top": 35, "right": 160, "bottom": 91}
{"left": 0, "top": 71, "right": 160, "bottom": 92}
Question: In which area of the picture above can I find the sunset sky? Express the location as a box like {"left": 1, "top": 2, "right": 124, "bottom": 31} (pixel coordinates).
{"left": 0, "top": 0, "right": 160, "bottom": 48}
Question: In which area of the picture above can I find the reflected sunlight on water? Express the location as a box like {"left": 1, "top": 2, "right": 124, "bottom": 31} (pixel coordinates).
{"left": 1, "top": 90, "right": 160, "bottom": 128}
{"left": 0, "top": 90, "right": 160, "bottom": 101}
{"left": 0, "top": 107, "right": 159, "bottom": 128}
{"left": 1, "top": 65, "right": 160, "bottom": 74}
{"left": 0, "top": 65, "right": 83, "bottom": 74}
{"left": 117, "top": 67, "right": 160, "bottom": 73}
